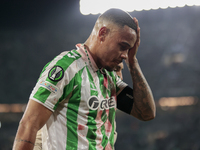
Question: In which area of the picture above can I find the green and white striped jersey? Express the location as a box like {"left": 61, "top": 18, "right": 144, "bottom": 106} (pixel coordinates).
{"left": 30, "top": 44, "right": 127, "bottom": 150}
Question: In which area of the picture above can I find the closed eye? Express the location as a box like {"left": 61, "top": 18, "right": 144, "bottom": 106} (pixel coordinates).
{"left": 120, "top": 45, "right": 127, "bottom": 50}
{"left": 120, "top": 42, "right": 131, "bottom": 51}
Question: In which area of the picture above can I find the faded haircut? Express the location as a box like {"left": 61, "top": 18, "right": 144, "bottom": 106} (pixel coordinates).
{"left": 98, "top": 8, "right": 137, "bottom": 33}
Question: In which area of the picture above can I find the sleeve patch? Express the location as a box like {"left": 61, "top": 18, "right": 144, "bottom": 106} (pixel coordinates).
{"left": 40, "top": 81, "right": 59, "bottom": 93}
{"left": 48, "top": 66, "right": 64, "bottom": 82}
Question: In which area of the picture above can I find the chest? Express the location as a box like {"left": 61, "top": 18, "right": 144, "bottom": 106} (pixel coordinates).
{"left": 72, "top": 67, "right": 117, "bottom": 111}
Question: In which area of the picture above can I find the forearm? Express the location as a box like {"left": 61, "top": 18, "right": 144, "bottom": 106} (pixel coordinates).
{"left": 129, "top": 59, "right": 156, "bottom": 121}
{"left": 13, "top": 99, "right": 52, "bottom": 150}
{"left": 13, "top": 120, "right": 37, "bottom": 150}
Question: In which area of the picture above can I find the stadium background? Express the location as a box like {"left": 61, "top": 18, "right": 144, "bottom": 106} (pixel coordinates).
{"left": 1, "top": 1, "right": 200, "bottom": 149}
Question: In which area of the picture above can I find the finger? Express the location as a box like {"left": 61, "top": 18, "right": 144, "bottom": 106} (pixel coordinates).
{"left": 133, "top": 17, "right": 139, "bottom": 27}
{"left": 133, "top": 17, "right": 140, "bottom": 37}
{"left": 133, "top": 17, "right": 140, "bottom": 46}
{"left": 137, "top": 27, "right": 140, "bottom": 39}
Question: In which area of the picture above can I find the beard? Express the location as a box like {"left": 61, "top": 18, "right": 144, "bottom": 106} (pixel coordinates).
{"left": 100, "top": 58, "right": 121, "bottom": 72}
{"left": 104, "top": 63, "right": 118, "bottom": 72}
{"left": 105, "top": 66, "right": 114, "bottom": 71}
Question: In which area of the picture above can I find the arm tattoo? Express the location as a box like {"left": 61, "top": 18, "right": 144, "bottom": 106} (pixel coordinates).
{"left": 15, "top": 138, "right": 34, "bottom": 146}
{"left": 130, "top": 63, "right": 154, "bottom": 120}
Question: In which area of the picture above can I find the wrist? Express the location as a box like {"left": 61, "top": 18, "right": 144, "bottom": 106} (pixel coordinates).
{"left": 128, "top": 57, "right": 138, "bottom": 67}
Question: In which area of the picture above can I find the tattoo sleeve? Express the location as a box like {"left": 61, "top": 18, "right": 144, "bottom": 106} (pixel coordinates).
{"left": 129, "top": 60, "right": 155, "bottom": 121}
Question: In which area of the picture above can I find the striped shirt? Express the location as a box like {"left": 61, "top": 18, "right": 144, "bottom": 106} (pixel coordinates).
{"left": 30, "top": 44, "right": 127, "bottom": 150}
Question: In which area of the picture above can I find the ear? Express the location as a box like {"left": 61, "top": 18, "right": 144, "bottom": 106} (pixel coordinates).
{"left": 98, "top": 27, "right": 108, "bottom": 42}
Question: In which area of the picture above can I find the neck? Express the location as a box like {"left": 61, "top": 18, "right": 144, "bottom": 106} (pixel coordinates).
{"left": 84, "top": 39, "right": 102, "bottom": 69}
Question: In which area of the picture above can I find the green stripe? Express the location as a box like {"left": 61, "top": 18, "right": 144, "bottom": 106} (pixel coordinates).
{"left": 33, "top": 87, "right": 51, "bottom": 103}
{"left": 97, "top": 70, "right": 107, "bottom": 99}
{"left": 101, "top": 110, "right": 108, "bottom": 148}
{"left": 106, "top": 71, "right": 119, "bottom": 94}
{"left": 85, "top": 67, "right": 98, "bottom": 150}
{"left": 107, "top": 71, "right": 117, "bottom": 93}
{"left": 66, "top": 68, "right": 84, "bottom": 150}
{"left": 108, "top": 108, "right": 115, "bottom": 148}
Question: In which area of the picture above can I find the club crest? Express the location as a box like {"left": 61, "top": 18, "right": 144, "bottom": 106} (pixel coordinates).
{"left": 48, "top": 66, "right": 64, "bottom": 82}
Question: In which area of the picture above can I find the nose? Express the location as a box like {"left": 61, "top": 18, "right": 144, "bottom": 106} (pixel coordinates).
{"left": 121, "top": 50, "right": 128, "bottom": 60}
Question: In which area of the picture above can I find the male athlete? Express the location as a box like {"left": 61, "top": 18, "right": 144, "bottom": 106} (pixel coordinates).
{"left": 13, "top": 8, "right": 156, "bottom": 150}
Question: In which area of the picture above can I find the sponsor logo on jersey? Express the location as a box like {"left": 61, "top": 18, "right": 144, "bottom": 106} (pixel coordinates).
{"left": 87, "top": 96, "right": 100, "bottom": 110}
{"left": 48, "top": 66, "right": 64, "bottom": 82}
{"left": 87, "top": 96, "right": 116, "bottom": 110}
{"left": 40, "top": 81, "right": 58, "bottom": 93}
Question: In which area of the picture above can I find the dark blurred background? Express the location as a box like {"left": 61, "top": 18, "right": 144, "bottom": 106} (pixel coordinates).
{"left": 1, "top": 0, "right": 200, "bottom": 150}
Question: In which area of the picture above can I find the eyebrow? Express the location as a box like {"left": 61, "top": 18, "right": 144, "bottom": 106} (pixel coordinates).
{"left": 121, "top": 42, "right": 131, "bottom": 48}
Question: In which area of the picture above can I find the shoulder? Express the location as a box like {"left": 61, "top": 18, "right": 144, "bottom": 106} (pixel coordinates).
{"left": 39, "top": 50, "right": 82, "bottom": 80}
{"left": 47, "top": 50, "right": 82, "bottom": 70}
{"left": 55, "top": 50, "right": 82, "bottom": 65}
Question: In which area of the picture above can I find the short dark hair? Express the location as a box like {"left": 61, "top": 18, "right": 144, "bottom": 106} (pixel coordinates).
{"left": 98, "top": 8, "right": 137, "bottom": 33}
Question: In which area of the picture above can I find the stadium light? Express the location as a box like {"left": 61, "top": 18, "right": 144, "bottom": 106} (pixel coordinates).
{"left": 79, "top": 0, "right": 200, "bottom": 15}
{"left": 158, "top": 96, "right": 198, "bottom": 108}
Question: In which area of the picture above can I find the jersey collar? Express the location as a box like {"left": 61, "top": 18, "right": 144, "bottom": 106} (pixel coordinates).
{"left": 76, "top": 43, "right": 99, "bottom": 72}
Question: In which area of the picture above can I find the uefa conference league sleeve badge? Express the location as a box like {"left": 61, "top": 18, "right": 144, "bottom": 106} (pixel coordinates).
{"left": 48, "top": 66, "right": 64, "bottom": 82}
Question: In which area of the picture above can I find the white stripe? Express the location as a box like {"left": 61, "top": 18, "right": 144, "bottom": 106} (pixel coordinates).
{"left": 71, "top": 50, "right": 80, "bottom": 57}
{"left": 92, "top": 71, "right": 104, "bottom": 149}
{"left": 77, "top": 67, "right": 90, "bottom": 150}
